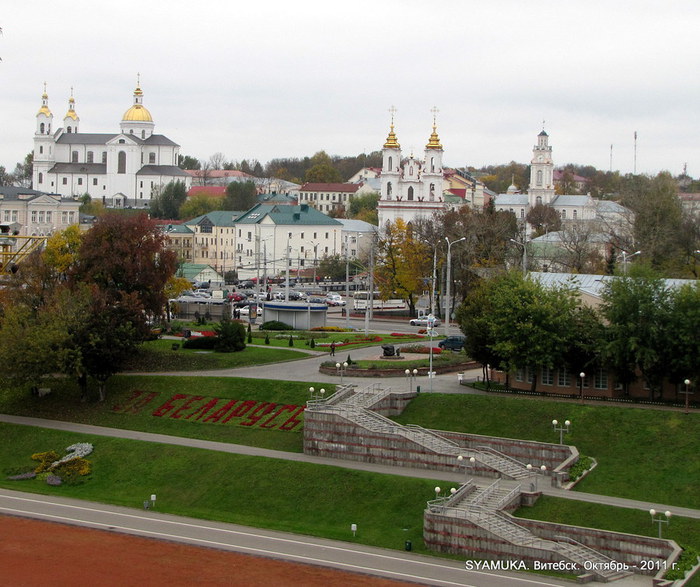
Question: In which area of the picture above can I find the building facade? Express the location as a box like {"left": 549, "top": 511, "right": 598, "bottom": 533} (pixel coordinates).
{"left": 32, "top": 83, "right": 190, "bottom": 208}
{"left": 0, "top": 186, "right": 80, "bottom": 236}
{"left": 377, "top": 118, "right": 446, "bottom": 227}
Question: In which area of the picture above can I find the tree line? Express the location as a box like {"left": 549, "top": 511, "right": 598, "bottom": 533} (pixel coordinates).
{"left": 456, "top": 269, "right": 699, "bottom": 400}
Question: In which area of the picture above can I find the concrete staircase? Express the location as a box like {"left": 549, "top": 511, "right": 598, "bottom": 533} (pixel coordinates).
{"left": 429, "top": 480, "right": 633, "bottom": 583}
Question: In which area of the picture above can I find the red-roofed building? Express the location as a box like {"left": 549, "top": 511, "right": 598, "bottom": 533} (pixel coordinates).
{"left": 553, "top": 169, "right": 589, "bottom": 193}
{"left": 187, "top": 186, "right": 226, "bottom": 198}
{"left": 185, "top": 169, "right": 255, "bottom": 187}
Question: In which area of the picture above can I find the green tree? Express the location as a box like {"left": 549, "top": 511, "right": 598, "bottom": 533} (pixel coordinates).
{"left": 305, "top": 163, "right": 342, "bottom": 183}
{"left": 214, "top": 315, "right": 246, "bottom": 352}
{"left": 223, "top": 181, "right": 257, "bottom": 211}
{"left": 179, "top": 194, "right": 223, "bottom": 220}
{"left": 178, "top": 154, "right": 201, "bottom": 170}
{"left": 149, "top": 181, "right": 188, "bottom": 219}
{"left": 600, "top": 268, "right": 672, "bottom": 399}
{"left": 348, "top": 192, "right": 379, "bottom": 224}
{"left": 318, "top": 254, "right": 350, "bottom": 282}
{"left": 376, "top": 219, "right": 431, "bottom": 316}
{"left": 485, "top": 271, "right": 578, "bottom": 392}
{"left": 664, "top": 282, "right": 700, "bottom": 386}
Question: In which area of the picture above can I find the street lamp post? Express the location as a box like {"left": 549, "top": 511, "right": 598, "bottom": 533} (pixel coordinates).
{"left": 552, "top": 419, "right": 571, "bottom": 444}
{"left": 526, "top": 464, "right": 547, "bottom": 491}
{"left": 336, "top": 362, "right": 348, "bottom": 384}
{"left": 619, "top": 250, "right": 641, "bottom": 275}
{"left": 681, "top": 379, "right": 693, "bottom": 414}
{"left": 405, "top": 368, "right": 418, "bottom": 392}
{"left": 579, "top": 371, "right": 586, "bottom": 403}
{"left": 649, "top": 509, "right": 672, "bottom": 538}
{"left": 427, "top": 314, "right": 437, "bottom": 392}
{"left": 444, "top": 237, "right": 466, "bottom": 336}
{"left": 457, "top": 455, "right": 476, "bottom": 481}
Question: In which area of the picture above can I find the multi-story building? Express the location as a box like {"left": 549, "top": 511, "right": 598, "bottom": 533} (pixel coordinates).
{"left": 32, "top": 82, "right": 190, "bottom": 208}
{"left": 0, "top": 186, "right": 80, "bottom": 236}
{"left": 296, "top": 183, "right": 362, "bottom": 215}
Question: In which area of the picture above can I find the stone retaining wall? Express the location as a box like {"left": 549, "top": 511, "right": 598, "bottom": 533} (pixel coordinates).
{"left": 424, "top": 509, "right": 678, "bottom": 578}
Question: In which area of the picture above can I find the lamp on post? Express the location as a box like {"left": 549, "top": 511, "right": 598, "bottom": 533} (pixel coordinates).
{"left": 579, "top": 372, "right": 586, "bottom": 403}
{"left": 552, "top": 419, "right": 571, "bottom": 444}
{"left": 405, "top": 368, "right": 418, "bottom": 392}
{"left": 619, "top": 250, "right": 641, "bottom": 275}
{"left": 509, "top": 237, "right": 530, "bottom": 277}
{"left": 681, "top": 379, "right": 693, "bottom": 415}
{"left": 526, "top": 464, "right": 547, "bottom": 491}
{"left": 444, "top": 236, "right": 466, "bottom": 336}
{"left": 649, "top": 509, "right": 671, "bottom": 538}
{"left": 336, "top": 361, "right": 348, "bottom": 384}
{"left": 457, "top": 454, "right": 476, "bottom": 480}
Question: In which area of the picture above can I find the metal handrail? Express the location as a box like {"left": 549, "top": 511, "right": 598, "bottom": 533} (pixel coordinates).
{"left": 476, "top": 445, "right": 529, "bottom": 470}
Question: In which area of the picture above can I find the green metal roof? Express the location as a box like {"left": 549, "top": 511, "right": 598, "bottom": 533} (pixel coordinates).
{"left": 176, "top": 263, "right": 220, "bottom": 280}
{"left": 235, "top": 203, "right": 342, "bottom": 226}
{"left": 184, "top": 210, "right": 243, "bottom": 227}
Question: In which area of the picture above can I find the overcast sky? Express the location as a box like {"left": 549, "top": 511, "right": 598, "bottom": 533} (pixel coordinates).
{"left": 2, "top": 0, "right": 698, "bottom": 178}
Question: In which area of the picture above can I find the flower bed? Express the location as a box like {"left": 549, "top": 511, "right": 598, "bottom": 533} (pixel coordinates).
{"left": 112, "top": 390, "right": 304, "bottom": 431}
{"left": 399, "top": 344, "right": 442, "bottom": 354}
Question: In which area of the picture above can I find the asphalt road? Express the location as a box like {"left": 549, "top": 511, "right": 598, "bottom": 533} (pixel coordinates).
{"left": 0, "top": 489, "right": 636, "bottom": 587}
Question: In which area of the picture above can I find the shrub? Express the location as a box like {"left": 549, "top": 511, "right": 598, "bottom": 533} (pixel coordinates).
{"left": 310, "top": 338, "right": 316, "bottom": 348}
{"left": 31, "top": 451, "right": 60, "bottom": 473}
{"left": 247, "top": 323, "right": 252, "bottom": 344}
{"left": 288, "top": 335, "right": 294, "bottom": 347}
{"left": 265, "top": 334, "right": 270, "bottom": 345}
{"left": 260, "top": 320, "right": 293, "bottom": 331}
{"left": 183, "top": 336, "right": 218, "bottom": 350}
{"left": 214, "top": 317, "right": 246, "bottom": 352}
{"left": 568, "top": 455, "right": 593, "bottom": 481}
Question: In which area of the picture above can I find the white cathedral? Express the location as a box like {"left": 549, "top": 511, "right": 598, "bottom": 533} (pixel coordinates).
{"left": 376, "top": 117, "right": 447, "bottom": 227}
{"left": 32, "top": 82, "right": 190, "bottom": 208}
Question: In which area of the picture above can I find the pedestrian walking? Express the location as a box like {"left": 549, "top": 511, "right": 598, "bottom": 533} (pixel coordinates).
{"left": 330, "top": 342, "right": 336, "bottom": 356}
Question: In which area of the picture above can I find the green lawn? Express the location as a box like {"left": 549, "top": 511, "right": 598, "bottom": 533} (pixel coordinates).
{"left": 0, "top": 423, "right": 440, "bottom": 554}
{"left": 392, "top": 394, "right": 700, "bottom": 508}
{"left": 123, "top": 339, "right": 309, "bottom": 371}
{"left": 0, "top": 376, "right": 326, "bottom": 452}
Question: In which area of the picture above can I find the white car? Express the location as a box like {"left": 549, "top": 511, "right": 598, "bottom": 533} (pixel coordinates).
{"left": 409, "top": 316, "right": 441, "bottom": 327}
{"left": 326, "top": 294, "right": 346, "bottom": 306}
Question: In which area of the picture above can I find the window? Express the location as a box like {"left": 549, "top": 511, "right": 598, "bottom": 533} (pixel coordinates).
{"left": 408, "top": 186, "right": 414, "bottom": 200}
{"left": 388, "top": 156, "right": 393, "bottom": 171}
{"left": 72, "top": 151, "right": 78, "bottom": 163}
{"left": 558, "top": 368, "right": 571, "bottom": 387}
{"left": 11, "top": 211, "right": 17, "bottom": 222}
{"left": 67, "top": 126, "right": 72, "bottom": 133}
{"left": 40, "top": 123, "right": 45, "bottom": 133}
{"left": 46, "top": 212, "right": 52, "bottom": 223}
{"left": 118, "top": 151, "right": 126, "bottom": 174}
{"left": 62, "top": 178, "right": 68, "bottom": 185}
{"left": 31, "top": 211, "right": 37, "bottom": 223}
{"left": 201, "top": 225, "right": 212, "bottom": 234}
{"left": 149, "top": 152, "right": 156, "bottom": 164}
{"left": 536, "top": 196, "right": 542, "bottom": 206}
{"left": 39, "top": 146, "right": 43, "bottom": 154}
{"left": 541, "top": 367, "right": 554, "bottom": 385}
{"left": 515, "top": 369, "right": 524, "bottom": 382}
{"left": 93, "top": 178, "right": 98, "bottom": 186}
{"left": 77, "top": 178, "right": 83, "bottom": 185}
{"left": 87, "top": 151, "right": 94, "bottom": 163}
{"left": 387, "top": 182, "right": 392, "bottom": 197}
{"left": 38, "top": 173, "right": 43, "bottom": 184}
{"left": 536, "top": 169, "right": 543, "bottom": 185}
{"left": 38, "top": 211, "right": 45, "bottom": 223}
{"left": 594, "top": 369, "right": 608, "bottom": 390}
{"left": 102, "top": 152, "right": 107, "bottom": 163}
{"left": 561, "top": 209, "right": 567, "bottom": 219}
{"left": 431, "top": 156, "right": 435, "bottom": 172}
{"left": 573, "top": 209, "right": 578, "bottom": 220}
{"left": 325, "top": 233, "right": 329, "bottom": 239}
{"left": 3, "top": 210, "right": 9, "bottom": 222}
{"left": 62, "top": 212, "right": 68, "bottom": 224}
{"left": 313, "top": 232, "right": 317, "bottom": 239}
{"left": 520, "top": 209, "right": 525, "bottom": 219}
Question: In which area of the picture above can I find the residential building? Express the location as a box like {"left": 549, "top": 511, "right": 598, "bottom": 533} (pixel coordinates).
{"left": 233, "top": 203, "right": 343, "bottom": 280}
{"left": 0, "top": 186, "right": 80, "bottom": 236}
{"left": 32, "top": 82, "right": 190, "bottom": 208}
{"left": 183, "top": 211, "right": 242, "bottom": 274}
{"left": 297, "top": 183, "right": 362, "bottom": 215}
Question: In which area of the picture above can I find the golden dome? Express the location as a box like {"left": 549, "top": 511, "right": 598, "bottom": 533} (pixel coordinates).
{"left": 122, "top": 83, "right": 153, "bottom": 122}
{"left": 64, "top": 95, "right": 78, "bottom": 121}
{"left": 383, "top": 124, "right": 400, "bottom": 149}
{"left": 426, "top": 124, "right": 442, "bottom": 150}
{"left": 122, "top": 103, "right": 153, "bottom": 122}
{"left": 37, "top": 86, "right": 52, "bottom": 117}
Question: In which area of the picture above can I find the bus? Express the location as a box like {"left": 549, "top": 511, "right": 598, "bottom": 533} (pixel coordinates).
{"left": 352, "top": 291, "right": 407, "bottom": 312}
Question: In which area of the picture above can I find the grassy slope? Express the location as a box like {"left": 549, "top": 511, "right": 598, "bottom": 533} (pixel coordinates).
{"left": 393, "top": 393, "right": 700, "bottom": 508}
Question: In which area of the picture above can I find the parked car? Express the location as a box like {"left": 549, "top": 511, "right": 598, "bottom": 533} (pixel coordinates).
{"left": 408, "top": 316, "right": 441, "bottom": 327}
{"left": 326, "top": 293, "right": 345, "bottom": 306}
{"left": 308, "top": 297, "right": 326, "bottom": 304}
{"left": 438, "top": 335, "right": 466, "bottom": 351}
